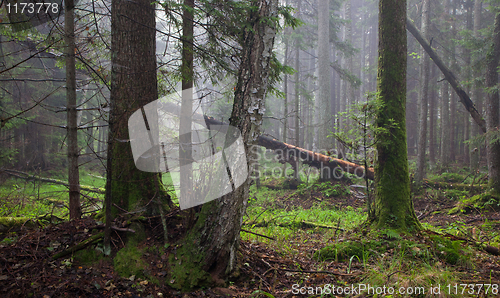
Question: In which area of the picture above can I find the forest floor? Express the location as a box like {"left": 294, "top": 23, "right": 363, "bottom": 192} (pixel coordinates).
{"left": 1, "top": 174, "right": 500, "bottom": 297}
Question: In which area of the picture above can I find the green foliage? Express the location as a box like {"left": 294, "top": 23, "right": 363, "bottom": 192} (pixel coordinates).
{"left": 332, "top": 94, "right": 384, "bottom": 166}
{"left": 429, "top": 235, "right": 472, "bottom": 266}
{"left": 314, "top": 240, "right": 378, "bottom": 262}
{"left": 448, "top": 193, "right": 500, "bottom": 214}
{"left": 429, "top": 172, "right": 465, "bottom": 184}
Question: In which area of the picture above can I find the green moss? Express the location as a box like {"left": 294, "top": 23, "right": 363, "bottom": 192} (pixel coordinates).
{"left": 0, "top": 217, "right": 37, "bottom": 232}
{"left": 314, "top": 240, "right": 384, "bottom": 262}
{"left": 448, "top": 193, "right": 500, "bottom": 214}
{"left": 74, "top": 248, "right": 104, "bottom": 265}
{"left": 168, "top": 245, "right": 212, "bottom": 291}
{"left": 168, "top": 204, "right": 213, "bottom": 291}
{"left": 114, "top": 245, "right": 146, "bottom": 278}
{"left": 429, "top": 172, "right": 465, "bottom": 183}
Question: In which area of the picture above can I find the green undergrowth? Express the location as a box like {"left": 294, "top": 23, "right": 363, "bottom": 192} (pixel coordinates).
{"left": 448, "top": 193, "right": 500, "bottom": 214}
{"left": 0, "top": 171, "right": 105, "bottom": 219}
{"left": 243, "top": 181, "right": 366, "bottom": 258}
{"left": 313, "top": 229, "right": 481, "bottom": 297}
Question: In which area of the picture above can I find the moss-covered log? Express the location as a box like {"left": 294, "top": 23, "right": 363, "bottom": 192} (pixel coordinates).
{"left": 1, "top": 169, "right": 105, "bottom": 194}
{"left": 0, "top": 217, "right": 39, "bottom": 233}
{"left": 51, "top": 232, "right": 104, "bottom": 260}
{"left": 423, "top": 179, "right": 487, "bottom": 192}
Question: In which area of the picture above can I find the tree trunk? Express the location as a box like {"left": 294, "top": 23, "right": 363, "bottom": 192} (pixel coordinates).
{"left": 415, "top": 0, "right": 430, "bottom": 185}
{"left": 293, "top": 43, "right": 300, "bottom": 180}
{"left": 440, "top": 78, "right": 450, "bottom": 168}
{"left": 107, "top": 0, "right": 167, "bottom": 220}
{"left": 282, "top": 40, "right": 289, "bottom": 177}
{"left": 429, "top": 64, "right": 436, "bottom": 165}
{"left": 486, "top": 13, "right": 500, "bottom": 194}
{"left": 471, "top": 0, "right": 483, "bottom": 171}
{"left": 179, "top": 0, "right": 195, "bottom": 211}
{"left": 372, "top": 0, "right": 421, "bottom": 231}
{"left": 168, "top": 0, "right": 280, "bottom": 290}
{"left": 316, "top": 0, "right": 331, "bottom": 153}
{"left": 65, "top": 0, "right": 81, "bottom": 220}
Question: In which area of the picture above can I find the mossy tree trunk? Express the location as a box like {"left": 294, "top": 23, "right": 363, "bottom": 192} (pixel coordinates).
{"left": 371, "top": 0, "right": 421, "bottom": 232}
{"left": 106, "top": 0, "right": 168, "bottom": 221}
{"left": 169, "top": 0, "right": 279, "bottom": 290}
{"left": 486, "top": 13, "right": 500, "bottom": 195}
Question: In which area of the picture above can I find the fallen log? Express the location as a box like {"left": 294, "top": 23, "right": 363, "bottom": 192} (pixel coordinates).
{"left": 162, "top": 102, "right": 375, "bottom": 180}
{"left": 1, "top": 169, "right": 105, "bottom": 194}
{"left": 406, "top": 18, "right": 486, "bottom": 133}
{"left": 423, "top": 179, "right": 487, "bottom": 192}
{"left": 51, "top": 232, "right": 104, "bottom": 260}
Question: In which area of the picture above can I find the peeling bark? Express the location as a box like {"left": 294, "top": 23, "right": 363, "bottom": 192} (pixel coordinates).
{"left": 169, "top": 0, "right": 280, "bottom": 290}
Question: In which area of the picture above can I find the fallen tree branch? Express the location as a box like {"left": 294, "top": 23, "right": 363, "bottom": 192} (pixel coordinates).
{"left": 162, "top": 102, "right": 375, "bottom": 180}
{"left": 240, "top": 228, "right": 275, "bottom": 240}
{"left": 277, "top": 267, "right": 357, "bottom": 276}
{"left": 423, "top": 179, "right": 487, "bottom": 192}
{"left": 1, "top": 169, "right": 105, "bottom": 194}
{"left": 51, "top": 232, "right": 104, "bottom": 260}
{"left": 406, "top": 18, "right": 486, "bottom": 132}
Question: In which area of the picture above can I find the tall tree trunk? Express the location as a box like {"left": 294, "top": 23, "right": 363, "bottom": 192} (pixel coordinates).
{"left": 65, "top": 0, "right": 81, "bottom": 220}
{"left": 317, "top": 0, "right": 330, "bottom": 153}
{"left": 346, "top": 0, "right": 355, "bottom": 118}
{"left": 169, "top": 0, "right": 279, "bottom": 289}
{"left": 282, "top": 40, "right": 288, "bottom": 177}
{"left": 486, "top": 13, "right": 500, "bottom": 194}
{"left": 293, "top": 42, "right": 300, "bottom": 180}
{"left": 179, "top": 0, "right": 194, "bottom": 211}
{"left": 449, "top": 1, "right": 458, "bottom": 163}
{"left": 471, "top": 0, "right": 483, "bottom": 171}
{"left": 415, "top": 0, "right": 430, "bottom": 185}
{"left": 306, "top": 48, "right": 315, "bottom": 150}
{"left": 372, "top": 0, "right": 420, "bottom": 231}
{"left": 429, "top": 64, "right": 436, "bottom": 165}
{"left": 106, "top": 0, "right": 166, "bottom": 220}
{"left": 440, "top": 79, "right": 450, "bottom": 168}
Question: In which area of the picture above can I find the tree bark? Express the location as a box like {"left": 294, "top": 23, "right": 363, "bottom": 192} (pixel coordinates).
{"left": 406, "top": 18, "right": 486, "bottom": 133}
{"left": 168, "top": 0, "right": 280, "bottom": 290}
{"left": 486, "top": 13, "right": 500, "bottom": 194}
{"left": 429, "top": 64, "right": 436, "bottom": 165}
{"left": 372, "top": 0, "right": 421, "bottom": 231}
{"left": 471, "top": 0, "right": 483, "bottom": 171}
{"left": 282, "top": 30, "right": 289, "bottom": 178}
{"left": 316, "top": 0, "right": 331, "bottom": 152}
{"left": 65, "top": 0, "right": 81, "bottom": 220}
{"left": 107, "top": 0, "right": 168, "bottom": 220}
{"left": 415, "top": 0, "right": 430, "bottom": 185}
{"left": 293, "top": 33, "right": 301, "bottom": 180}
{"left": 179, "top": 0, "right": 195, "bottom": 212}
